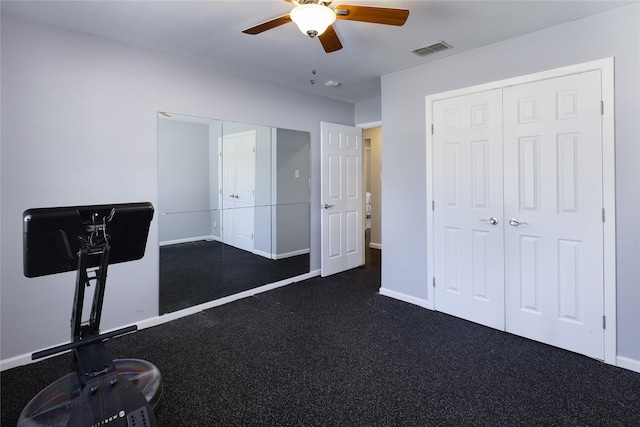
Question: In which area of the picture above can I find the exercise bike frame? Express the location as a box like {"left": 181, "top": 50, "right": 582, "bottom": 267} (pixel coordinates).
{"left": 24, "top": 208, "right": 159, "bottom": 427}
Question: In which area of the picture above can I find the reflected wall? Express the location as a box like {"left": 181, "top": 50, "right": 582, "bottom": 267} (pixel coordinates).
{"left": 158, "top": 114, "right": 310, "bottom": 314}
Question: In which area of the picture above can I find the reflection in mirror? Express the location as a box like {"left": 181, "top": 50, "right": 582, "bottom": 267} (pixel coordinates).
{"left": 158, "top": 113, "right": 310, "bottom": 314}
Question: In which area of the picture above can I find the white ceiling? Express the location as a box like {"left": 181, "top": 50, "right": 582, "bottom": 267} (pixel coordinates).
{"left": 1, "top": 0, "right": 632, "bottom": 104}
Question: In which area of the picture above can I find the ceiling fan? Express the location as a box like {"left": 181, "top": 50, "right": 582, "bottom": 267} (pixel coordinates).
{"left": 242, "top": 0, "right": 410, "bottom": 53}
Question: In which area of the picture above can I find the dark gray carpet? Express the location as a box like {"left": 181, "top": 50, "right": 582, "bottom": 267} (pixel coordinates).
{"left": 2, "top": 251, "right": 639, "bottom": 425}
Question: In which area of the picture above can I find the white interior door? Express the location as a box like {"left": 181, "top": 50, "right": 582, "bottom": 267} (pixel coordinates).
{"left": 432, "top": 89, "right": 506, "bottom": 330}
{"left": 221, "top": 131, "right": 256, "bottom": 253}
{"left": 321, "top": 122, "right": 364, "bottom": 277}
{"left": 503, "top": 71, "right": 604, "bottom": 359}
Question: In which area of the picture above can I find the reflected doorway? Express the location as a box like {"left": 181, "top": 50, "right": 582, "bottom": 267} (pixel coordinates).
{"left": 220, "top": 130, "right": 256, "bottom": 253}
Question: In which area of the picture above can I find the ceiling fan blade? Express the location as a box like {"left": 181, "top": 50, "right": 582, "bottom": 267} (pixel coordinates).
{"left": 333, "top": 5, "right": 409, "bottom": 26}
{"left": 242, "top": 15, "right": 292, "bottom": 35}
{"left": 318, "top": 25, "right": 343, "bottom": 53}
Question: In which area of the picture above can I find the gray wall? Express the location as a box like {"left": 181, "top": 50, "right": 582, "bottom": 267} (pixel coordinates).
{"left": 0, "top": 14, "right": 353, "bottom": 361}
{"left": 158, "top": 119, "right": 212, "bottom": 243}
{"left": 275, "top": 128, "right": 310, "bottom": 206}
{"left": 274, "top": 128, "right": 311, "bottom": 257}
{"left": 380, "top": 4, "right": 640, "bottom": 363}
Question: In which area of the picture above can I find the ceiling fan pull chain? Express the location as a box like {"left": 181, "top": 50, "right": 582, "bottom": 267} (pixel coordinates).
{"left": 310, "top": 37, "right": 317, "bottom": 85}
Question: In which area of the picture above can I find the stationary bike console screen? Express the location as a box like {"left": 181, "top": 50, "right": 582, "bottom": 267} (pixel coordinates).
{"left": 19, "top": 202, "right": 162, "bottom": 427}
{"left": 23, "top": 202, "right": 154, "bottom": 277}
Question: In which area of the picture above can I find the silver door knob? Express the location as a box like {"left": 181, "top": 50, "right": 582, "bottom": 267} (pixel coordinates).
{"left": 509, "top": 218, "right": 528, "bottom": 227}
{"left": 323, "top": 204, "right": 334, "bottom": 209}
{"left": 480, "top": 217, "right": 498, "bottom": 225}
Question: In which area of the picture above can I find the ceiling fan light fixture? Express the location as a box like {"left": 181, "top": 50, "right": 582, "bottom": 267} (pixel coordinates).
{"left": 290, "top": 4, "right": 336, "bottom": 37}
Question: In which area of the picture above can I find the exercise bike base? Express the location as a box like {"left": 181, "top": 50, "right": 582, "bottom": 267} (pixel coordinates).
{"left": 18, "top": 358, "right": 162, "bottom": 427}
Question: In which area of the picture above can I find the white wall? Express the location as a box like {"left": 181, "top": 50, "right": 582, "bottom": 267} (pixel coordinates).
{"left": 380, "top": 4, "right": 640, "bottom": 365}
{"left": 355, "top": 96, "right": 382, "bottom": 125}
{"left": 0, "top": 15, "right": 353, "bottom": 362}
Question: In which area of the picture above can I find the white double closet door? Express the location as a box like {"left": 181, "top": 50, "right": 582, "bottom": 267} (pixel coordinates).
{"left": 432, "top": 70, "right": 604, "bottom": 359}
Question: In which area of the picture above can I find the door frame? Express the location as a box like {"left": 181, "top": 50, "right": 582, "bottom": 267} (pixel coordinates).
{"left": 425, "top": 58, "right": 616, "bottom": 365}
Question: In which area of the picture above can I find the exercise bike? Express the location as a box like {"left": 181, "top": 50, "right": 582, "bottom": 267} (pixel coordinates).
{"left": 18, "top": 203, "right": 162, "bottom": 427}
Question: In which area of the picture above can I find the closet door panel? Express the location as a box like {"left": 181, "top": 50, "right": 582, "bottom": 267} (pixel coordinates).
{"left": 503, "top": 70, "right": 604, "bottom": 360}
{"left": 432, "top": 89, "right": 505, "bottom": 330}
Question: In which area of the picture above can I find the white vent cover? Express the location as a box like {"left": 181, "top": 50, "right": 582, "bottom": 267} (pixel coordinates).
{"left": 411, "top": 41, "right": 452, "bottom": 57}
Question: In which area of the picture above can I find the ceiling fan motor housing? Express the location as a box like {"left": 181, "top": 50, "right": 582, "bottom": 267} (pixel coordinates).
{"left": 290, "top": 3, "right": 337, "bottom": 37}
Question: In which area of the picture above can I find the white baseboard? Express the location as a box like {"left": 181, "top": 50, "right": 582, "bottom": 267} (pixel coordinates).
{"left": 159, "top": 235, "right": 219, "bottom": 247}
{"left": 1, "top": 353, "right": 41, "bottom": 371}
{"left": 273, "top": 248, "right": 310, "bottom": 260}
{"left": 248, "top": 248, "right": 311, "bottom": 260}
{"left": 1, "top": 269, "right": 322, "bottom": 372}
{"left": 617, "top": 355, "right": 640, "bottom": 373}
{"left": 138, "top": 269, "right": 320, "bottom": 331}
{"left": 378, "top": 287, "right": 431, "bottom": 309}
{"left": 369, "top": 242, "right": 382, "bottom": 250}
{"left": 253, "top": 249, "right": 272, "bottom": 259}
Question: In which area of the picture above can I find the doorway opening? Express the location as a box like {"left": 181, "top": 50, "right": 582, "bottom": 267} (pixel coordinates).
{"left": 363, "top": 126, "right": 382, "bottom": 268}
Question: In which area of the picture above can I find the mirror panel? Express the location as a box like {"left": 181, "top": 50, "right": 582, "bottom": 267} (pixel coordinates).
{"left": 158, "top": 113, "right": 310, "bottom": 314}
{"left": 159, "top": 223, "right": 224, "bottom": 313}
{"left": 268, "top": 202, "right": 310, "bottom": 283}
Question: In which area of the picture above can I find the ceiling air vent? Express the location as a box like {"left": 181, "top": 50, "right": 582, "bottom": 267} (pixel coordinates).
{"left": 411, "top": 41, "right": 452, "bottom": 57}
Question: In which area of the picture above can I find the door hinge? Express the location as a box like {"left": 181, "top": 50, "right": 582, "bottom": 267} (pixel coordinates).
{"left": 432, "top": 277, "right": 436, "bottom": 288}
{"left": 602, "top": 208, "right": 605, "bottom": 223}
{"left": 601, "top": 100, "right": 604, "bottom": 115}
{"left": 432, "top": 200, "right": 435, "bottom": 211}
{"left": 603, "top": 315, "right": 606, "bottom": 329}
{"left": 431, "top": 124, "right": 434, "bottom": 135}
